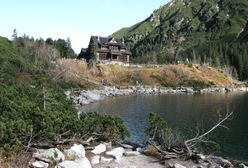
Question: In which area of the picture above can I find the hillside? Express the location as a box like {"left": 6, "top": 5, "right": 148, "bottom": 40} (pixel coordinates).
{"left": 0, "top": 36, "right": 127, "bottom": 166}
{"left": 57, "top": 59, "right": 239, "bottom": 88}
{"left": 238, "top": 22, "right": 248, "bottom": 42}
{"left": 113, "top": 0, "right": 248, "bottom": 80}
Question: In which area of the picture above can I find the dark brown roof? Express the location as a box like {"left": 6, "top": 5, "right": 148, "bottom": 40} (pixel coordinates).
{"left": 91, "top": 36, "right": 128, "bottom": 49}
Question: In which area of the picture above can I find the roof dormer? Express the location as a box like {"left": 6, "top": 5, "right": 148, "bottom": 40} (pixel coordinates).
{"left": 109, "top": 37, "right": 117, "bottom": 43}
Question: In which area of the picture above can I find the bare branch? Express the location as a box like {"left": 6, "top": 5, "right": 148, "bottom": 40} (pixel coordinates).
{"left": 184, "top": 111, "right": 233, "bottom": 156}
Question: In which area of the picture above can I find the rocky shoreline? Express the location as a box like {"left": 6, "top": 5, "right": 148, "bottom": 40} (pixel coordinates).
{"left": 65, "top": 86, "right": 248, "bottom": 107}
{"left": 60, "top": 86, "right": 248, "bottom": 168}
{"left": 29, "top": 142, "right": 248, "bottom": 168}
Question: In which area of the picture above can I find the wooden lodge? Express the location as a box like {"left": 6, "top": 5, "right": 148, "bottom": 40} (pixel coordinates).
{"left": 78, "top": 36, "right": 131, "bottom": 63}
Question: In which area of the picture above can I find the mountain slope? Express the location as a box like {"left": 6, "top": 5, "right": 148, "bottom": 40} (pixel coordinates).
{"left": 113, "top": 0, "right": 248, "bottom": 79}
{"left": 238, "top": 22, "right": 248, "bottom": 42}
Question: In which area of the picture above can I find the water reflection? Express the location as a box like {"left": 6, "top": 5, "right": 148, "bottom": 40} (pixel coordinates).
{"left": 80, "top": 92, "right": 248, "bottom": 161}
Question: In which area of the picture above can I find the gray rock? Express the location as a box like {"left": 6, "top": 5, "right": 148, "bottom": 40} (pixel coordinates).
{"left": 239, "top": 163, "right": 248, "bottom": 168}
{"left": 208, "top": 156, "right": 233, "bottom": 167}
{"left": 186, "top": 87, "right": 194, "bottom": 93}
{"left": 89, "top": 154, "right": 100, "bottom": 165}
{"left": 103, "top": 142, "right": 112, "bottom": 149}
{"left": 91, "top": 143, "right": 107, "bottom": 155}
{"left": 38, "top": 148, "right": 64, "bottom": 162}
{"left": 64, "top": 144, "right": 85, "bottom": 160}
{"left": 106, "top": 147, "right": 125, "bottom": 163}
{"left": 57, "top": 158, "right": 91, "bottom": 168}
{"left": 32, "top": 161, "right": 49, "bottom": 168}
{"left": 174, "top": 163, "right": 187, "bottom": 168}
{"left": 100, "top": 155, "right": 114, "bottom": 163}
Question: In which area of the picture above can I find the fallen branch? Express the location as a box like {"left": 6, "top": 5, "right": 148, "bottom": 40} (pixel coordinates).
{"left": 184, "top": 111, "right": 233, "bottom": 156}
{"left": 148, "top": 140, "right": 179, "bottom": 159}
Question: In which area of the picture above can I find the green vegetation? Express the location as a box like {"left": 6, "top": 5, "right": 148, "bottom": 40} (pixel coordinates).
{"left": 146, "top": 113, "right": 221, "bottom": 156}
{"left": 146, "top": 113, "right": 185, "bottom": 149}
{"left": 0, "top": 35, "right": 129, "bottom": 159}
{"left": 113, "top": 0, "right": 248, "bottom": 80}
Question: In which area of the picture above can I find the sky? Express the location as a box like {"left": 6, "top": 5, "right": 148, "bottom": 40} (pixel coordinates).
{"left": 0, "top": 0, "right": 169, "bottom": 53}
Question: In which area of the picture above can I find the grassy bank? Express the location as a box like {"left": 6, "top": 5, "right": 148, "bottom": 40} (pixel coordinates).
{"left": 57, "top": 59, "right": 238, "bottom": 88}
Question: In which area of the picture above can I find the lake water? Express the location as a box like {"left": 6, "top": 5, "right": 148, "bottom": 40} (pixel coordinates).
{"left": 81, "top": 92, "right": 248, "bottom": 161}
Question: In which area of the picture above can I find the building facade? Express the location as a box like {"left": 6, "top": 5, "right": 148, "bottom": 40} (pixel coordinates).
{"left": 78, "top": 36, "right": 131, "bottom": 63}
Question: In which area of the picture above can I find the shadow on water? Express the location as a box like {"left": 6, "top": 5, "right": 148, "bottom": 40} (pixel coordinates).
{"left": 80, "top": 92, "right": 248, "bottom": 161}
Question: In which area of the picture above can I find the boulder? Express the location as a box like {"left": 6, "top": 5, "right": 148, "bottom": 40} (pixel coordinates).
{"left": 91, "top": 144, "right": 106, "bottom": 155}
{"left": 103, "top": 142, "right": 112, "bottom": 149}
{"left": 100, "top": 155, "right": 114, "bottom": 163}
{"left": 32, "top": 161, "right": 49, "bottom": 168}
{"left": 57, "top": 158, "right": 91, "bottom": 168}
{"left": 38, "top": 148, "right": 64, "bottom": 162}
{"left": 106, "top": 147, "right": 125, "bottom": 163}
{"left": 64, "top": 144, "right": 85, "bottom": 160}
{"left": 86, "top": 91, "right": 101, "bottom": 101}
{"left": 186, "top": 88, "right": 194, "bottom": 93}
{"left": 239, "top": 163, "right": 248, "bottom": 168}
{"left": 90, "top": 155, "right": 100, "bottom": 165}
{"left": 174, "top": 163, "right": 187, "bottom": 168}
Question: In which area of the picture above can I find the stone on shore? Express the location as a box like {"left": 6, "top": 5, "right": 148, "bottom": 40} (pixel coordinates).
{"left": 174, "top": 163, "right": 187, "bottom": 168}
{"left": 37, "top": 148, "right": 65, "bottom": 162}
{"left": 100, "top": 155, "right": 114, "bottom": 163}
{"left": 32, "top": 161, "right": 49, "bottom": 168}
{"left": 89, "top": 155, "right": 100, "bottom": 165}
{"left": 239, "top": 163, "right": 248, "bottom": 168}
{"left": 64, "top": 144, "right": 85, "bottom": 160}
{"left": 106, "top": 147, "right": 125, "bottom": 163}
{"left": 91, "top": 143, "right": 107, "bottom": 155}
{"left": 57, "top": 158, "right": 91, "bottom": 168}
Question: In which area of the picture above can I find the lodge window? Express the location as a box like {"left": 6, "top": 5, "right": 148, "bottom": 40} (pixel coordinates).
{"left": 109, "top": 45, "right": 119, "bottom": 51}
{"left": 113, "top": 55, "right": 117, "bottom": 59}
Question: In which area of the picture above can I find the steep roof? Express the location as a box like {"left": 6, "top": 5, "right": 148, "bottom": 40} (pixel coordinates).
{"left": 90, "top": 36, "right": 128, "bottom": 48}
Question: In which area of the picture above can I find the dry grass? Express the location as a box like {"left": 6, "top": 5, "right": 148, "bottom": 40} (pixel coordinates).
{"left": 0, "top": 152, "right": 32, "bottom": 168}
{"left": 57, "top": 59, "right": 238, "bottom": 88}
